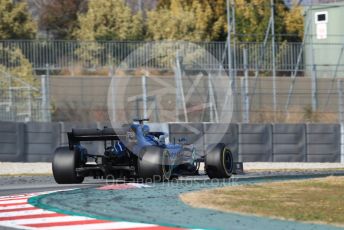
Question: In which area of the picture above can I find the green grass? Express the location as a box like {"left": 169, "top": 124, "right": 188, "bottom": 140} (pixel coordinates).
{"left": 181, "top": 176, "right": 344, "bottom": 226}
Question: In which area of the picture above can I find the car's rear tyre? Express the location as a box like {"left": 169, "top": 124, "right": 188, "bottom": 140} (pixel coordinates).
{"left": 205, "top": 143, "right": 233, "bottom": 179}
{"left": 52, "top": 146, "right": 84, "bottom": 184}
{"left": 137, "top": 146, "right": 172, "bottom": 182}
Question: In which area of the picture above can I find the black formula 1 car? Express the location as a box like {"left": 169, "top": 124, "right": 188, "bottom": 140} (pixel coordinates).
{"left": 52, "top": 119, "right": 236, "bottom": 184}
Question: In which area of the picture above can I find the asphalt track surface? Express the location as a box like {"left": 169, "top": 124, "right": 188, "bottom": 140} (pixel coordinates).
{"left": 0, "top": 176, "right": 102, "bottom": 196}
{"left": 1, "top": 171, "right": 344, "bottom": 230}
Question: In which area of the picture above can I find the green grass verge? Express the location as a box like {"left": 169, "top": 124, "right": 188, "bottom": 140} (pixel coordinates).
{"left": 181, "top": 176, "right": 344, "bottom": 226}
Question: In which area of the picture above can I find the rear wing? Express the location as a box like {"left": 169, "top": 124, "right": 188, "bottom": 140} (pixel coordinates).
{"left": 67, "top": 128, "right": 128, "bottom": 150}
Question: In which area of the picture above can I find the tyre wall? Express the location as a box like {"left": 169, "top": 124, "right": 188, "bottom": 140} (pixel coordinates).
{"left": 273, "top": 124, "right": 306, "bottom": 162}
{"left": 203, "top": 123, "right": 239, "bottom": 162}
{"left": 239, "top": 124, "right": 273, "bottom": 162}
{"left": 0, "top": 121, "right": 25, "bottom": 162}
{"left": 25, "top": 122, "right": 61, "bottom": 162}
{"left": 306, "top": 124, "right": 340, "bottom": 162}
{"left": 0, "top": 121, "right": 342, "bottom": 162}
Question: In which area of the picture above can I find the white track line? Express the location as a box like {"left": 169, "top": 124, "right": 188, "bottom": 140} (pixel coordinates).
{"left": 0, "top": 204, "right": 33, "bottom": 210}
{"left": 0, "top": 209, "right": 53, "bottom": 218}
{"left": 0, "top": 223, "right": 34, "bottom": 230}
{"left": 0, "top": 194, "right": 38, "bottom": 200}
{"left": 0, "top": 216, "right": 95, "bottom": 225}
{"left": 0, "top": 196, "right": 33, "bottom": 202}
{"left": 39, "top": 221, "right": 157, "bottom": 230}
{"left": 0, "top": 199, "right": 29, "bottom": 205}
{"left": 0, "top": 189, "right": 189, "bottom": 230}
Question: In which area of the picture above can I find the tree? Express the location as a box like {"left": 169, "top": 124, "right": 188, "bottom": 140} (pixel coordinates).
{"left": 0, "top": 0, "right": 37, "bottom": 39}
{"left": 147, "top": 0, "right": 224, "bottom": 41}
{"left": 235, "top": 0, "right": 289, "bottom": 42}
{"left": 154, "top": 0, "right": 303, "bottom": 42}
{"left": 0, "top": 47, "right": 38, "bottom": 91}
{"left": 74, "top": 0, "right": 144, "bottom": 41}
{"left": 37, "top": 0, "right": 87, "bottom": 39}
{"left": 157, "top": 0, "right": 172, "bottom": 9}
{"left": 73, "top": 0, "right": 144, "bottom": 69}
{"left": 284, "top": 1, "right": 304, "bottom": 41}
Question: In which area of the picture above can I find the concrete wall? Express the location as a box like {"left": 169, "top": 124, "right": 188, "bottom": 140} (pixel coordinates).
{"left": 0, "top": 121, "right": 342, "bottom": 163}
{"left": 239, "top": 124, "right": 273, "bottom": 162}
{"left": 25, "top": 122, "right": 61, "bottom": 162}
{"left": 273, "top": 124, "right": 307, "bottom": 162}
{"left": 50, "top": 76, "right": 341, "bottom": 124}
{"left": 306, "top": 124, "right": 340, "bottom": 162}
{"left": 0, "top": 122, "right": 25, "bottom": 162}
{"left": 203, "top": 123, "right": 239, "bottom": 162}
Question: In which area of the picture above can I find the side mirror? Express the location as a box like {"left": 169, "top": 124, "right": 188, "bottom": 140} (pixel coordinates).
{"left": 159, "top": 136, "right": 166, "bottom": 145}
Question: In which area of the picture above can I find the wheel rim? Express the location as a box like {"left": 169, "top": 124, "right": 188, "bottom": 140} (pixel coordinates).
{"left": 223, "top": 148, "right": 233, "bottom": 175}
{"left": 162, "top": 150, "right": 172, "bottom": 180}
{"left": 74, "top": 150, "right": 84, "bottom": 181}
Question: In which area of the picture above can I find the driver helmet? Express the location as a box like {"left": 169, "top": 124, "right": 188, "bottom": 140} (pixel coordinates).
{"left": 142, "top": 125, "right": 150, "bottom": 136}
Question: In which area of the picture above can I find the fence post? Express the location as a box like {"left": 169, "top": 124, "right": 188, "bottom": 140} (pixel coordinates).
{"left": 242, "top": 48, "right": 249, "bottom": 123}
{"left": 271, "top": 0, "right": 277, "bottom": 121}
{"left": 142, "top": 74, "right": 147, "bottom": 119}
{"left": 338, "top": 80, "right": 344, "bottom": 163}
{"left": 7, "top": 72, "right": 14, "bottom": 121}
{"left": 41, "top": 73, "right": 51, "bottom": 122}
{"left": 8, "top": 72, "right": 12, "bottom": 107}
{"left": 174, "top": 53, "right": 188, "bottom": 122}
{"left": 209, "top": 74, "right": 214, "bottom": 122}
{"left": 47, "top": 64, "right": 51, "bottom": 121}
{"left": 310, "top": 25, "right": 318, "bottom": 111}
{"left": 28, "top": 86, "right": 32, "bottom": 122}
{"left": 71, "top": 41, "right": 75, "bottom": 77}
{"left": 312, "top": 64, "right": 318, "bottom": 111}
{"left": 231, "top": 0, "right": 237, "bottom": 81}
{"left": 226, "top": 0, "right": 238, "bottom": 122}
{"left": 208, "top": 73, "right": 219, "bottom": 123}
{"left": 41, "top": 75, "right": 47, "bottom": 121}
